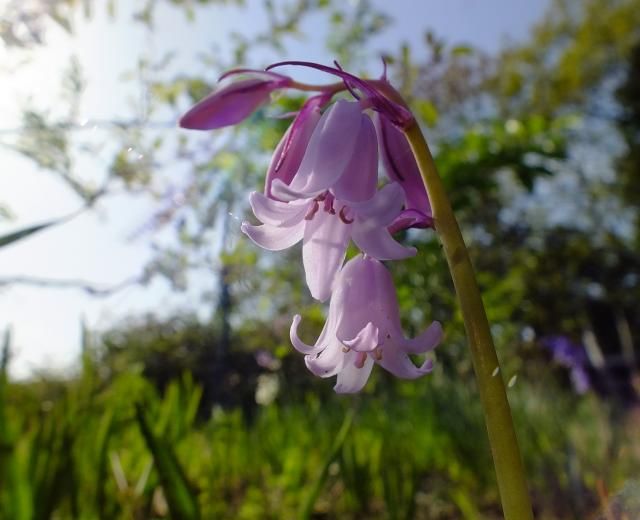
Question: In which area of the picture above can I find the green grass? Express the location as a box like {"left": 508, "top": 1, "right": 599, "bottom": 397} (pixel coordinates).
{"left": 1, "top": 337, "right": 638, "bottom": 519}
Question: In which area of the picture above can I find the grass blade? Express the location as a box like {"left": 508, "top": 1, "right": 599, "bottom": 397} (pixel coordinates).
{"left": 134, "top": 403, "right": 200, "bottom": 520}
{"left": 299, "top": 409, "right": 354, "bottom": 520}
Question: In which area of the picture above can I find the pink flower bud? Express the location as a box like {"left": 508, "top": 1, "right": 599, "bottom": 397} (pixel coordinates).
{"left": 179, "top": 71, "right": 292, "bottom": 130}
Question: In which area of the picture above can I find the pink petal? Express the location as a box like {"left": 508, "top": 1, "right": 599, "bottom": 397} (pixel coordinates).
{"left": 338, "top": 255, "right": 409, "bottom": 336}
{"left": 249, "top": 192, "right": 310, "bottom": 226}
{"left": 302, "top": 211, "right": 350, "bottom": 301}
{"left": 241, "top": 220, "right": 304, "bottom": 251}
{"left": 374, "top": 114, "right": 433, "bottom": 233}
{"left": 305, "top": 340, "right": 345, "bottom": 377}
{"left": 340, "top": 322, "right": 380, "bottom": 352}
{"left": 401, "top": 321, "right": 443, "bottom": 354}
{"left": 377, "top": 344, "right": 433, "bottom": 379}
{"left": 351, "top": 226, "right": 416, "bottom": 261}
{"left": 289, "top": 314, "right": 325, "bottom": 355}
{"left": 273, "top": 100, "right": 364, "bottom": 201}
{"left": 265, "top": 100, "right": 322, "bottom": 198}
{"left": 351, "top": 183, "right": 404, "bottom": 227}
{"left": 334, "top": 352, "right": 374, "bottom": 393}
{"left": 374, "top": 112, "right": 433, "bottom": 229}
{"left": 388, "top": 209, "right": 433, "bottom": 234}
{"left": 331, "top": 114, "right": 378, "bottom": 203}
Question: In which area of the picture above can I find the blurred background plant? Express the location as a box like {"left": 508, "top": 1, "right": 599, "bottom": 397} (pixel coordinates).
{"left": 1, "top": 0, "right": 639, "bottom": 518}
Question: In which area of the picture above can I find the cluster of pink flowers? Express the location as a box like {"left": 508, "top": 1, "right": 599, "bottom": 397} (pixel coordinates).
{"left": 180, "top": 62, "right": 442, "bottom": 393}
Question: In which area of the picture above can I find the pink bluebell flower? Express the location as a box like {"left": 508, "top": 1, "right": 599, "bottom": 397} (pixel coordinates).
{"left": 265, "top": 61, "right": 433, "bottom": 232}
{"left": 289, "top": 255, "right": 442, "bottom": 393}
{"left": 241, "top": 100, "right": 415, "bottom": 301}
{"left": 179, "top": 69, "right": 293, "bottom": 130}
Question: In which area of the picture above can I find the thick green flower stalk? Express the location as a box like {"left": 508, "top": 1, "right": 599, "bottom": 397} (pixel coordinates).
{"left": 179, "top": 61, "right": 533, "bottom": 518}
{"left": 402, "top": 123, "right": 534, "bottom": 520}
{"left": 375, "top": 77, "right": 534, "bottom": 519}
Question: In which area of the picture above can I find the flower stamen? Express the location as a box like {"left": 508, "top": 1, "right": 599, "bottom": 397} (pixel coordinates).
{"left": 339, "top": 206, "right": 354, "bottom": 224}
{"left": 305, "top": 201, "right": 320, "bottom": 220}
{"left": 354, "top": 351, "right": 367, "bottom": 369}
{"left": 323, "top": 193, "right": 336, "bottom": 214}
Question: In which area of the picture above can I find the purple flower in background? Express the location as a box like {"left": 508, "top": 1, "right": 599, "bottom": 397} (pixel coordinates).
{"left": 179, "top": 70, "right": 293, "bottom": 130}
{"left": 289, "top": 255, "right": 442, "bottom": 393}
{"left": 542, "top": 335, "right": 588, "bottom": 367}
{"left": 255, "top": 349, "right": 282, "bottom": 371}
{"left": 541, "top": 335, "right": 591, "bottom": 394}
{"left": 242, "top": 100, "right": 415, "bottom": 301}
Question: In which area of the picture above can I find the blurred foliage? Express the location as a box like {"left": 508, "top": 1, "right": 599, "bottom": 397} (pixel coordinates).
{"left": 1, "top": 326, "right": 639, "bottom": 518}
{"left": 615, "top": 39, "right": 640, "bottom": 242}
{"left": 490, "top": 0, "right": 640, "bottom": 116}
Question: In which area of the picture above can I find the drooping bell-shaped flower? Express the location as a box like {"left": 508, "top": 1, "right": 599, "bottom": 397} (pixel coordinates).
{"left": 374, "top": 112, "right": 433, "bottom": 232}
{"left": 290, "top": 255, "right": 442, "bottom": 393}
{"left": 241, "top": 100, "right": 415, "bottom": 301}
{"left": 179, "top": 70, "right": 293, "bottom": 130}
{"left": 269, "top": 99, "right": 366, "bottom": 201}
{"left": 261, "top": 61, "right": 432, "bottom": 232}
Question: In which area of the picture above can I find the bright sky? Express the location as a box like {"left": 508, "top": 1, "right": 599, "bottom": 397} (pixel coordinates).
{"left": 0, "top": 0, "right": 549, "bottom": 378}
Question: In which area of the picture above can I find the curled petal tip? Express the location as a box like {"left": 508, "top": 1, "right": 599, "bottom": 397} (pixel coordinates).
{"left": 341, "top": 322, "right": 380, "bottom": 352}
{"left": 290, "top": 314, "right": 323, "bottom": 355}
{"left": 241, "top": 220, "right": 305, "bottom": 251}
{"left": 402, "top": 321, "right": 443, "bottom": 354}
{"left": 352, "top": 226, "right": 416, "bottom": 260}
{"left": 388, "top": 209, "right": 434, "bottom": 234}
{"left": 419, "top": 359, "right": 434, "bottom": 373}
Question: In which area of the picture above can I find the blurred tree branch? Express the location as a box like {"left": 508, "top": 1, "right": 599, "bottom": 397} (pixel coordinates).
{"left": 0, "top": 274, "right": 143, "bottom": 296}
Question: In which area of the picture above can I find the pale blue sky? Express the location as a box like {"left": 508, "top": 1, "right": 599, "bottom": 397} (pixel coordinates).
{"left": 0, "top": 0, "right": 549, "bottom": 378}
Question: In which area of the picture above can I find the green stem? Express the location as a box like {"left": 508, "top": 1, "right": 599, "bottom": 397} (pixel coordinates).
{"left": 403, "top": 123, "right": 534, "bottom": 520}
